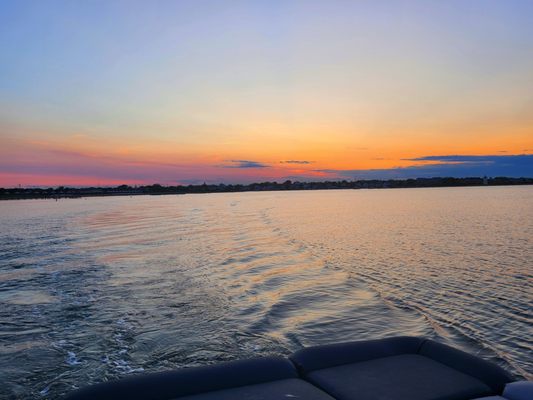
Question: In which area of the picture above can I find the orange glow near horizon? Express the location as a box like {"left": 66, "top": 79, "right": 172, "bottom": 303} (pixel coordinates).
{"left": 2, "top": 128, "right": 532, "bottom": 187}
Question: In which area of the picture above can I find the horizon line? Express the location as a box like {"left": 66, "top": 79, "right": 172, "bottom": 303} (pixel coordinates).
{"left": 3, "top": 175, "right": 533, "bottom": 190}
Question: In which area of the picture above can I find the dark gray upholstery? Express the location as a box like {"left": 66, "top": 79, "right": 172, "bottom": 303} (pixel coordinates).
{"left": 64, "top": 337, "right": 516, "bottom": 400}
{"left": 178, "top": 378, "right": 335, "bottom": 400}
{"left": 290, "top": 336, "right": 424, "bottom": 373}
{"left": 473, "top": 381, "right": 533, "bottom": 400}
{"left": 290, "top": 336, "right": 514, "bottom": 400}
{"left": 502, "top": 381, "right": 533, "bottom": 400}
{"left": 63, "top": 357, "right": 301, "bottom": 400}
{"left": 418, "top": 340, "right": 513, "bottom": 394}
{"left": 304, "top": 354, "right": 492, "bottom": 400}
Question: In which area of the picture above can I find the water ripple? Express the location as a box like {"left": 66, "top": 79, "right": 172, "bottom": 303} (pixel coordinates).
{"left": 0, "top": 187, "right": 531, "bottom": 399}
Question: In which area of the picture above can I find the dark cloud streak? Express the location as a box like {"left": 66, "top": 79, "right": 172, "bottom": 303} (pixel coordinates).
{"left": 320, "top": 154, "right": 533, "bottom": 180}
{"left": 279, "top": 160, "right": 314, "bottom": 164}
{"left": 223, "top": 160, "right": 269, "bottom": 168}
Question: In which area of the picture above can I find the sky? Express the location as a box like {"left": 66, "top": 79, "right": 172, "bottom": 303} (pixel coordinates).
{"left": 1, "top": 0, "right": 532, "bottom": 187}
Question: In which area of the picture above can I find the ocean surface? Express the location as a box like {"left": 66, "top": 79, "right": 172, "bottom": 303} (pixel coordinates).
{"left": 0, "top": 186, "right": 532, "bottom": 399}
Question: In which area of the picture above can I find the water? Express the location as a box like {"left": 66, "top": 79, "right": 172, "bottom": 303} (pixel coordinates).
{"left": 0, "top": 186, "right": 532, "bottom": 399}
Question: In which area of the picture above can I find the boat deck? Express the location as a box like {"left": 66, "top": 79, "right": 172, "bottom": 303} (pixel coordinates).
{"left": 64, "top": 336, "right": 531, "bottom": 400}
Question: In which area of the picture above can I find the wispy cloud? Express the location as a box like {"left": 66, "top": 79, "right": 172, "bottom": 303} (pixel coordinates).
{"left": 2, "top": 139, "right": 531, "bottom": 187}
{"left": 405, "top": 154, "right": 531, "bottom": 163}
{"left": 279, "top": 160, "right": 315, "bottom": 165}
{"left": 223, "top": 160, "right": 269, "bottom": 168}
{"left": 1, "top": 139, "right": 334, "bottom": 186}
{"left": 318, "top": 154, "right": 533, "bottom": 180}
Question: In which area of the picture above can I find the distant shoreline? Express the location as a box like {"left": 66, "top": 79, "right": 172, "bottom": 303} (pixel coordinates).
{"left": 1, "top": 177, "right": 532, "bottom": 201}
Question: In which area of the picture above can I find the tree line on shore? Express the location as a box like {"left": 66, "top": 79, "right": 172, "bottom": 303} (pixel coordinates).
{"left": 1, "top": 176, "right": 532, "bottom": 200}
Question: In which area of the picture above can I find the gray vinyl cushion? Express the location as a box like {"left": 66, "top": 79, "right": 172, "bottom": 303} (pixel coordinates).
{"left": 472, "top": 382, "right": 533, "bottom": 400}
{"left": 502, "top": 381, "right": 533, "bottom": 400}
{"left": 64, "top": 337, "right": 516, "bottom": 400}
{"left": 177, "top": 378, "right": 336, "bottom": 400}
{"left": 305, "top": 354, "right": 493, "bottom": 400}
{"left": 64, "top": 357, "right": 301, "bottom": 400}
{"left": 418, "top": 339, "right": 512, "bottom": 394}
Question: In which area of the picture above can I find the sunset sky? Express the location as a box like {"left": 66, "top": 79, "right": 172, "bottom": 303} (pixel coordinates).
{"left": 1, "top": 0, "right": 532, "bottom": 186}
